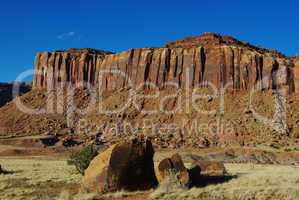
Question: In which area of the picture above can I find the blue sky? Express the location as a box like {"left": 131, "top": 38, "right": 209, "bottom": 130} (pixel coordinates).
{"left": 1, "top": 0, "right": 299, "bottom": 82}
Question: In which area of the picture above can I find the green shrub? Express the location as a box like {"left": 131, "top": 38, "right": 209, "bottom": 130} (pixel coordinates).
{"left": 67, "top": 145, "right": 98, "bottom": 175}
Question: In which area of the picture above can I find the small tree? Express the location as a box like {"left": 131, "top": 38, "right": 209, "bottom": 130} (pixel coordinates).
{"left": 67, "top": 145, "right": 98, "bottom": 175}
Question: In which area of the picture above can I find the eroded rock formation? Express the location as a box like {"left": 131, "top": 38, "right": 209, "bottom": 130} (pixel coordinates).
{"left": 32, "top": 33, "right": 296, "bottom": 94}
{"left": 32, "top": 48, "right": 112, "bottom": 89}
{"left": 293, "top": 56, "right": 299, "bottom": 93}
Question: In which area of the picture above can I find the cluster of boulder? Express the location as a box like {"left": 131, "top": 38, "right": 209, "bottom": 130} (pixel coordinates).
{"left": 81, "top": 138, "right": 227, "bottom": 193}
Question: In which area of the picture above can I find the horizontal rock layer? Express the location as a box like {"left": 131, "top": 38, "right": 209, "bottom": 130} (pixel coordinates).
{"left": 32, "top": 36, "right": 295, "bottom": 94}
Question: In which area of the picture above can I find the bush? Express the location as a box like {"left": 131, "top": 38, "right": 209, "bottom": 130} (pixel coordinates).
{"left": 67, "top": 145, "right": 98, "bottom": 175}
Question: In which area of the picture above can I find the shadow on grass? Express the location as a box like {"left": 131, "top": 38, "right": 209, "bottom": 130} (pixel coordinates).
{"left": 189, "top": 166, "right": 237, "bottom": 188}
{"left": 0, "top": 168, "right": 23, "bottom": 175}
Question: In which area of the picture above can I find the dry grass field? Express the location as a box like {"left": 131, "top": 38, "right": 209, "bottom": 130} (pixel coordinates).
{"left": 150, "top": 164, "right": 299, "bottom": 200}
{"left": 0, "top": 157, "right": 81, "bottom": 200}
{"left": 0, "top": 155, "right": 299, "bottom": 200}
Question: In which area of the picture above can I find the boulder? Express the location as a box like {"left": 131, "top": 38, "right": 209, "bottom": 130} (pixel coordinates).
{"left": 157, "top": 154, "right": 189, "bottom": 185}
{"left": 82, "top": 138, "right": 158, "bottom": 193}
{"left": 188, "top": 160, "right": 229, "bottom": 187}
{"left": 292, "top": 131, "right": 299, "bottom": 139}
{"left": 81, "top": 144, "right": 115, "bottom": 192}
{"left": 191, "top": 160, "right": 227, "bottom": 176}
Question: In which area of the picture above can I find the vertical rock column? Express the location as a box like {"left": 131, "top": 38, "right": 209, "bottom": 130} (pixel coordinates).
{"left": 294, "top": 58, "right": 299, "bottom": 93}
{"left": 33, "top": 50, "right": 109, "bottom": 89}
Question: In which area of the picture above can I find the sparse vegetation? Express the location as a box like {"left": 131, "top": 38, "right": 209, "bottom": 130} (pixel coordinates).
{"left": 0, "top": 156, "right": 299, "bottom": 200}
{"left": 151, "top": 164, "right": 299, "bottom": 200}
{"left": 150, "top": 170, "right": 188, "bottom": 199}
{"left": 67, "top": 145, "right": 98, "bottom": 175}
{"left": 0, "top": 157, "right": 81, "bottom": 200}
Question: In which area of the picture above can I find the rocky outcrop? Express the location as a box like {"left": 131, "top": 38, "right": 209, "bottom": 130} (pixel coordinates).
{"left": 165, "top": 32, "right": 285, "bottom": 58}
{"left": 82, "top": 138, "right": 157, "bottom": 193}
{"left": 32, "top": 33, "right": 295, "bottom": 94}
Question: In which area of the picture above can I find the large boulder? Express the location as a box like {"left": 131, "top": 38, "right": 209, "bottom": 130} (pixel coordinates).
{"left": 82, "top": 138, "right": 158, "bottom": 193}
{"left": 81, "top": 144, "right": 115, "bottom": 192}
{"left": 157, "top": 154, "right": 189, "bottom": 185}
{"left": 191, "top": 160, "right": 227, "bottom": 176}
{"left": 188, "top": 160, "right": 228, "bottom": 187}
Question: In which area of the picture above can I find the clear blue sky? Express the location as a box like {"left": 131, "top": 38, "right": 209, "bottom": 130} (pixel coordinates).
{"left": 1, "top": 0, "right": 299, "bottom": 82}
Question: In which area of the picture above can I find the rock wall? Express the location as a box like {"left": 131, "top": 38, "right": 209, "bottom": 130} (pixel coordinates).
{"left": 98, "top": 46, "right": 293, "bottom": 93}
{"left": 32, "top": 34, "right": 295, "bottom": 94}
{"left": 32, "top": 48, "right": 111, "bottom": 89}
{"left": 293, "top": 57, "right": 299, "bottom": 93}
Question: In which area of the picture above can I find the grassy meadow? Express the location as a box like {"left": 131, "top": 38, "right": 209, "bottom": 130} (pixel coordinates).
{"left": 0, "top": 156, "right": 299, "bottom": 200}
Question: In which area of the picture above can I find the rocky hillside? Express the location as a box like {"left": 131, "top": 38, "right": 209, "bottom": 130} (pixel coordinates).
{"left": 0, "top": 82, "right": 31, "bottom": 107}
{"left": 1, "top": 87, "right": 299, "bottom": 149}
{"left": 32, "top": 33, "right": 295, "bottom": 94}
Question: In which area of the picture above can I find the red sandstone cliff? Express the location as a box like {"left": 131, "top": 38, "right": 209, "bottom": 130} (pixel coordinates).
{"left": 32, "top": 48, "right": 112, "bottom": 89}
{"left": 32, "top": 33, "right": 295, "bottom": 93}
{"left": 293, "top": 56, "right": 299, "bottom": 93}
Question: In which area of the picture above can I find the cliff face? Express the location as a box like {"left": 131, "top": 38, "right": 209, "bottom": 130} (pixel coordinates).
{"left": 32, "top": 48, "right": 112, "bottom": 89}
{"left": 32, "top": 33, "right": 295, "bottom": 93}
{"left": 294, "top": 56, "right": 299, "bottom": 93}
